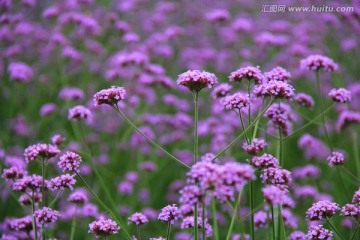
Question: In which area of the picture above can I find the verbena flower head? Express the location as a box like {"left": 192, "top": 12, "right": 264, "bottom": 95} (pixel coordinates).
{"left": 8, "top": 62, "right": 33, "bottom": 82}
{"left": 253, "top": 80, "right": 295, "bottom": 99}
{"left": 336, "top": 111, "right": 360, "bottom": 132}
{"left": 19, "top": 192, "right": 41, "bottom": 206}
{"left": 9, "top": 215, "right": 33, "bottom": 232}
{"left": 328, "top": 88, "right": 351, "bottom": 103}
{"left": 179, "top": 185, "right": 202, "bottom": 205}
{"left": 68, "top": 188, "right": 89, "bottom": 204}
{"left": 352, "top": 188, "right": 360, "bottom": 204}
{"left": 300, "top": 55, "right": 338, "bottom": 72}
{"left": 51, "top": 134, "right": 66, "bottom": 146}
{"left": 306, "top": 225, "right": 333, "bottom": 240}
{"left": 242, "top": 138, "right": 267, "bottom": 156}
{"left": 261, "top": 167, "right": 292, "bottom": 189}
{"left": 50, "top": 174, "right": 76, "bottom": 191}
{"left": 34, "top": 207, "right": 60, "bottom": 225}
{"left": 2, "top": 166, "right": 26, "bottom": 181}
{"left": 264, "top": 66, "right": 291, "bottom": 82}
{"left": 88, "top": 218, "right": 120, "bottom": 239}
{"left": 181, "top": 216, "right": 213, "bottom": 237}
{"left": 327, "top": 151, "right": 345, "bottom": 167}
{"left": 306, "top": 200, "right": 339, "bottom": 221}
{"left": 186, "top": 161, "right": 220, "bottom": 190}
{"left": 211, "top": 83, "right": 232, "bottom": 99}
{"left": 68, "top": 105, "right": 93, "bottom": 122}
{"left": 177, "top": 70, "right": 218, "bottom": 92}
{"left": 222, "top": 92, "right": 250, "bottom": 110}
{"left": 59, "top": 87, "right": 85, "bottom": 101}
{"left": 24, "top": 143, "right": 60, "bottom": 164}
{"left": 295, "top": 93, "right": 315, "bottom": 108}
{"left": 262, "top": 185, "right": 285, "bottom": 205}
{"left": 220, "top": 162, "right": 256, "bottom": 189}
{"left": 340, "top": 204, "right": 360, "bottom": 217}
{"left": 251, "top": 153, "right": 279, "bottom": 170}
{"left": 229, "top": 66, "right": 263, "bottom": 84}
{"left": 58, "top": 151, "right": 82, "bottom": 172}
{"left": 254, "top": 211, "right": 267, "bottom": 229}
{"left": 158, "top": 204, "right": 181, "bottom": 224}
{"left": 128, "top": 212, "right": 149, "bottom": 225}
{"left": 93, "top": 86, "right": 126, "bottom": 106}
{"left": 13, "top": 174, "right": 47, "bottom": 192}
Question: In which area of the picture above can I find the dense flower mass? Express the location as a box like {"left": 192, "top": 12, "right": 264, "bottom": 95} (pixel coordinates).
{"left": 306, "top": 225, "right": 333, "bottom": 240}
{"left": 300, "top": 55, "right": 338, "bottom": 72}
{"left": 251, "top": 153, "right": 279, "bottom": 170}
{"left": 128, "top": 212, "right": 149, "bottom": 225}
{"left": 306, "top": 201, "right": 340, "bottom": 221}
{"left": 93, "top": 86, "right": 126, "bottom": 106}
{"left": 68, "top": 105, "right": 93, "bottom": 122}
{"left": 222, "top": 92, "right": 250, "bottom": 110}
{"left": 13, "top": 174, "right": 47, "bottom": 192}
{"left": 261, "top": 167, "right": 292, "bottom": 189}
{"left": 264, "top": 66, "right": 291, "bottom": 82}
{"left": 254, "top": 80, "right": 295, "bottom": 99}
{"left": 242, "top": 138, "right": 267, "bottom": 156}
{"left": 58, "top": 151, "right": 82, "bottom": 172}
{"left": 34, "top": 207, "right": 61, "bottom": 225}
{"left": 50, "top": 174, "right": 76, "bottom": 190}
{"left": 327, "top": 151, "right": 345, "bottom": 167}
{"left": 158, "top": 204, "right": 181, "bottom": 224}
{"left": 177, "top": 70, "right": 218, "bottom": 92}
{"left": 88, "top": 218, "right": 120, "bottom": 239}
{"left": 9, "top": 215, "right": 33, "bottom": 232}
{"left": 328, "top": 88, "right": 351, "bottom": 103}
{"left": 229, "top": 66, "right": 263, "bottom": 84}
{"left": 24, "top": 143, "right": 60, "bottom": 163}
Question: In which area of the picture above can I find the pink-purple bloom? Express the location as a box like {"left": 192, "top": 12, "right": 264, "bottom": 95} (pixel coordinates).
{"left": 229, "top": 66, "right": 263, "bottom": 84}
{"left": 295, "top": 93, "right": 315, "bottom": 108}
{"left": 327, "top": 151, "right": 345, "bottom": 167}
{"left": 158, "top": 204, "right": 181, "bottom": 224}
{"left": 128, "top": 212, "right": 149, "bottom": 225}
{"left": 306, "top": 200, "right": 340, "bottom": 221}
{"left": 222, "top": 92, "right": 250, "bottom": 110}
{"left": 242, "top": 138, "right": 267, "bottom": 156}
{"left": 58, "top": 151, "right": 82, "bottom": 172}
{"left": 50, "top": 174, "right": 76, "bottom": 191}
{"left": 177, "top": 70, "right": 218, "bottom": 92}
{"left": 34, "top": 207, "right": 61, "bottom": 225}
{"left": 264, "top": 66, "right": 291, "bottom": 82}
{"left": 93, "top": 86, "right": 126, "bottom": 106}
{"left": 301, "top": 55, "right": 338, "bottom": 72}
{"left": 306, "top": 225, "right": 333, "bottom": 240}
{"left": 24, "top": 143, "right": 60, "bottom": 164}
{"left": 328, "top": 88, "right": 351, "bottom": 103}
{"left": 68, "top": 105, "right": 93, "bottom": 122}
{"left": 88, "top": 218, "right": 120, "bottom": 239}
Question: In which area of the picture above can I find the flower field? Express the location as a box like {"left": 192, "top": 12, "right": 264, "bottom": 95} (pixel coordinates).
{"left": 1, "top": 0, "right": 360, "bottom": 239}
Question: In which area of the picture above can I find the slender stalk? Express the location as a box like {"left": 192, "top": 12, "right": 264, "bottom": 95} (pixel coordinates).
{"left": 226, "top": 187, "right": 243, "bottom": 240}
{"left": 284, "top": 103, "right": 335, "bottom": 140}
{"left": 239, "top": 111, "right": 249, "bottom": 144}
{"left": 249, "top": 180, "right": 255, "bottom": 240}
{"left": 326, "top": 219, "right": 345, "bottom": 240}
{"left": 75, "top": 172, "right": 132, "bottom": 239}
{"left": 137, "top": 226, "right": 141, "bottom": 240}
{"left": 113, "top": 105, "right": 190, "bottom": 169}
{"left": 211, "top": 196, "right": 219, "bottom": 240}
{"left": 32, "top": 192, "right": 38, "bottom": 240}
{"left": 352, "top": 133, "right": 360, "bottom": 178}
{"left": 277, "top": 205, "right": 286, "bottom": 240}
{"left": 278, "top": 126, "right": 283, "bottom": 166}
{"left": 70, "top": 207, "right": 77, "bottom": 240}
{"left": 341, "top": 166, "right": 360, "bottom": 182}
{"left": 48, "top": 191, "right": 63, "bottom": 208}
{"left": 193, "top": 91, "right": 199, "bottom": 240}
{"left": 212, "top": 98, "right": 275, "bottom": 161}
{"left": 166, "top": 221, "right": 172, "bottom": 240}
{"left": 247, "top": 85, "right": 252, "bottom": 142}
{"left": 336, "top": 167, "right": 350, "bottom": 200}
{"left": 202, "top": 205, "right": 206, "bottom": 240}
{"left": 270, "top": 205, "right": 276, "bottom": 240}
{"left": 351, "top": 221, "right": 360, "bottom": 240}
{"left": 41, "top": 157, "right": 45, "bottom": 207}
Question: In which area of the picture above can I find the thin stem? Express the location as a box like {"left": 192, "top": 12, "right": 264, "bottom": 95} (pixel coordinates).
{"left": 70, "top": 207, "right": 77, "bottom": 240}
{"left": 351, "top": 220, "right": 360, "bottom": 240}
{"left": 137, "top": 226, "right": 141, "bottom": 240}
{"left": 249, "top": 180, "right": 255, "bottom": 240}
{"left": 271, "top": 205, "right": 276, "bottom": 240}
{"left": 336, "top": 167, "right": 350, "bottom": 201}
{"left": 211, "top": 196, "right": 219, "bottom": 240}
{"left": 48, "top": 191, "right": 64, "bottom": 208}
{"left": 193, "top": 91, "right": 199, "bottom": 240}
{"left": 247, "top": 84, "right": 252, "bottom": 143}
{"left": 113, "top": 105, "right": 190, "bottom": 169}
{"left": 212, "top": 98, "right": 275, "bottom": 161}
{"left": 352, "top": 133, "right": 360, "bottom": 178}
{"left": 32, "top": 193, "right": 38, "bottom": 240}
{"left": 278, "top": 126, "right": 283, "bottom": 167}
{"left": 41, "top": 157, "right": 45, "bottom": 207}
{"left": 75, "top": 172, "right": 132, "bottom": 239}
{"left": 239, "top": 111, "right": 249, "bottom": 144}
{"left": 341, "top": 166, "right": 360, "bottom": 182}
{"left": 202, "top": 205, "right": 206, "bottom": 240}
{"left": 166, "top": 221, "right": 172, "bottom": 240}
{"left": 284, "top": 103, "right": 335, "bottom": 140}
{"left": 277, "top": 205, "right": 286, "bottom": 240}
{"left": 326, "top": 219, "right": 345, "bottom": 240}
{"left": 226, "top": 187, "right": 243, "bottom": 240}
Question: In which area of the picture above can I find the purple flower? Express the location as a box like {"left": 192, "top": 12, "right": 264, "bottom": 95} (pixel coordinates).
{"left": 2, "top": 166, "right": 26, "bottom": 181}
{"left": 13, "top": 174, "right": 49, "bottom": 192}
{"left": 261, "top": 167, "right": 292, "bottom": 188}
{"left": 264, "top": 66, "right": 291, "bottom": 82}
{"left": 58, "top": 151, "right": 82, "bottom": 172}
{"left": 68, "top": 105, "right": 93, "bottom": 122}
{"left": 8, "top": 62, "right": 33, "bottom": 82}
{"left": 211, "top": 83, "right": 233, "bottom": 99}
{"left": 158, "top": 204, "right": 181, "bottom": 224}
{"left": 262, "top": 185, "right": 286, "bottom": 205}
{"left": 177, "top": 70, "right": 218, "bottom": 92}
{"left": 336, "top": 111, "right": 360, "bottom": 132}
{"left": 50, "top": 174, "right": 76, "bottom": 191}
{"left": 24, "top": 143, "right": 60, "bottom": 164}
{"left": 179, "top": 185, "right": 202, "bottom": 205}
{"left": 340, "top": 204, "right": 360, "bottom": 217}
{"left": 34, "top": 207, "right": 60, "bottom": 225}
{"left": 306, "top": 225, "right": 333, "bottom": 240}
{"left": 128, "top": 212, "right": 149, "bottom": 225}
{"left": 292, "top": 165, "right": 320, "bottom": 180}
{"left": 88, "top": 218, "right": 120, "bottom": 239}
{"left": 139, "top": 161, "right": 157, "bottom": 172}
{"left": 306, "top": 200, "right": 339, "bottom": 221}
{"left": 300, "top": 55, "right": 338, "bottom": 72}
{"left": 220, "top": 162, "right": 256, "bottom": 189}
{"left": 181, "top": 216, "right": 213, "bottom": 237}
{"left": 254, "top": 80, "right": 295, "bottom": 99}
{"left": 251, "top": 153, "right": 279, "bottom": 170}
{"left": 222, "top": 92, "right": 250, "bottom": 110}
{"left": 327, "top": 151, "right": 345, "bottom": 167}
{"left": 229, "top": 66, "right": 263, "bottom": 84}
{"left": 295, "top": 93, "right": 315, "bottom": 108}
{"left": 289, "top": 230, "right": 306, "bottom": 240}
{"left": 205, "top": 9, "right": 230, "bottom": 23}
{"left": 68, "top": 188, "right": 89, "bottom": 204}
{"left": 51, "top": 134, "right": 66, "bottom": 146}
{"left": 93, "top": 86, "right": 126, "bottom": 106}
{"left": 19, "top": 191, "right": 41, "bottom": 206}
{"left": 40, "top": 103, "right": 57, "bottom": 116}
{"left": 328, "top": 88, "right": 351, "bottom": 103}
{"left": 254, "top": 211, "right": 267, "bottom": 229}
{"left": 59, "top": 87, "right": 85, "bottom": 101}
{"left": 9, "top": 215, "right": 33, "bottom": 232}
{"left": 242, "top": 138, "right": 267, "bottom": 156}
{"left": 186, "top": 161, "right": 220, "bottom": 190}
{"left": 353, "top": 188, "right": 360, "bottom": 204}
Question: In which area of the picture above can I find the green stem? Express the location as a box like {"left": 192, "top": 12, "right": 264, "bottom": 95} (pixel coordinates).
{"left": 113, "top": 106, "right": 190, "bottom": 169}
{"left": 75, "top": 172, "right": 132, "bottom": 239}
{"left": 336, "top": 167, "right": 350, "bottom": 201}
{"left": 41, "top": 157, "right": 45, "bottom": 207}
{"left": 202, "top": 205, "right": 206, "bottom": 240}
{"left": 271, "top": 205, "right": 276, "bottom": 240}
{"left": 341, "top": 166, "right": 360, "bottom": 182}
{"left": 193, "top": 91, "right": 199, "bottom": 240}
{"left": 211, "top": 196, "right": 219, "bottom": 240}
{"left": 166, "top": 221, "right": 171, "bottom": 240}
{"left": 284, "top": 103, "right": 335, "bottom": 140}
{"left": 277, "top": 205, "right": 286, "bottom": 240}
{"left": 327, "top": 219, "right": 345, "bottom": 240}
{"left": 70, "top": 207, "right": 77, "bottom": 240}
{"left": 351, "top": 221, "right": 360, "bottom": 240}
{"left": 48, "top": 190, "right": 63, "bottom": 208}
{"left": 249, "top": 180, "right": 255, "bottom": 240}
{"left": 32, "top": 193, "right": 38, "bottom": 240}
{"left": 247, "top": 84, "right": 252, "bottom": 142}
{"left": 278, "top": 126, "right": 283, "bottom": 167}
{"left": 226, "top": 187, "right": 243, "bottom": 240}
{"left": 352, "top": 133, "right": 360, "bottom": 178}
{"left": 212, "top": 98, "right": 275, "bottom": 161}
{"left": 239, "top": 111, "right": 249, "bottom": 144}
{"left": 137, "top": 226, "right": 141, "bottom": 240}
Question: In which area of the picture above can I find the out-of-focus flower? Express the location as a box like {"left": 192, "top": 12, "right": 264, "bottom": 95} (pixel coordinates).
{"left": 8, "top": 62, "right": 33, "bottom": 82}
{"left": 328, "top": 88, "right": 351, "bottom": 103}
{"left": 88, "top": 218, "right": 120, "bottom": 239}
{"left": 300, "top": 55, "right": 338, "bottom": 72}
{"left": 34, "top": 207, "right": 60, "bottom": 225}
{"left": 327, "top": 151, "right": 345, "bottom": 167}
{"left": 128, "top": 212, "right": 149, "bottom": 225}
{"left": 229, "top": 66, "right": 263, "bottom": 84}
{"left": 295, "top": 93, "right": 315, "bottom": 108}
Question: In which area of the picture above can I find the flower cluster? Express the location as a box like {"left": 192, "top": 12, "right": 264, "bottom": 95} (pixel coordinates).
{"left": 68, "top": 105, "right": 93, "bottom": 122}
{"left": 300, "top": 55, "right": 338, "bottom": 72}
{"left": 327, "top": 151, "right": 345, "bottom": 167}
{"left": 251, "top": 153, "right": 279, "bottom": 170}
{"left": 50, "top": 174, "right": 76, "bottom": 190}
{"left": 93, "top": 86, "right": 126, "bottom": 106}
{"left": 24, "top": 143, "right": 60, "bottom": 163}
{"left": 229, "top": 66, "right": 263, "bottom": 84}
{"left": 88, "top": 218, "right": 120, "bottom": 239}
{"left": 264, "top": 66, "right": 291, "bottom": 82}
{"left": 177, "top": 70, "right": 218, "bottom": 92}
{"left": 242, "top": 138, "right": 267, "bottom": 156}
{"left": 34, "top": 207, "right": 61, "bottom": 225}
{"left": 58, "top": 151, "right": 82, "bottom": 172}
{"left": 306, "top": 200, "right": 340, "bottom": 221}
{"left": 328, "top": 88, "right": 351, "bottom": 103}
{"left": 306, "top": 225, "right": 333, "bottom": 240}
{"left": 158, "top": 204, "right": 181, "bottom": 225}
{"left": 128, "top": 212, "right": 149, "bottom": 225}
{"left": 221, "top": 92, "right": 250, "bottom": 110}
